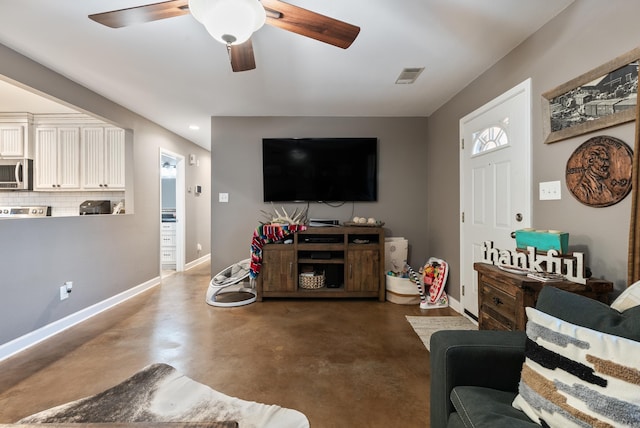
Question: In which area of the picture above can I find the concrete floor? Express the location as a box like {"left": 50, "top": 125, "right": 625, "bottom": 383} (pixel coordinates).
{"left": 0, "top": 262, "right": 457, "bottom": 427}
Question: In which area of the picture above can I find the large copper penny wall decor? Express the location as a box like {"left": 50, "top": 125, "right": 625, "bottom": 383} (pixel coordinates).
{"left": 566, "top": 135, "right": 633, "bottom": 207}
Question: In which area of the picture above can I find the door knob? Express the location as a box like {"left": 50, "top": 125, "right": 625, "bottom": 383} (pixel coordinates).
{"left": 510, "top": 231, "right": 516, "bottom": 239}
{"left": 515, "top": 213, "right": 523, "bottom": 222}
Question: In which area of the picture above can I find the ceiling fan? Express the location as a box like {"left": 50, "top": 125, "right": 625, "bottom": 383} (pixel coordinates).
{"left": 89, "top": 0, "right": 360, "bottom": 72}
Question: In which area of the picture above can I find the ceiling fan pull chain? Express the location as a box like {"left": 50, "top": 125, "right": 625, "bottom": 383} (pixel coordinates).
{"left": 225, "top": 43, "right": 233, "bottom": 62}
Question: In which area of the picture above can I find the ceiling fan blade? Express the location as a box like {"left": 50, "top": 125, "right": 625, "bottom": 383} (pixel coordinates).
{"left": 260, "top": 0, "right": 360, "bottom": 49}
{"left": 89, "top": 0, "right": 189, "bottom": 28}
{"left": 229, "top": 39, "right": 257, "bottom": 72}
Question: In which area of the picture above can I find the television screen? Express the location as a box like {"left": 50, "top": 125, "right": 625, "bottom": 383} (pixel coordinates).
{"left": 262, "top": 138, "right": 378, "bottom": 202}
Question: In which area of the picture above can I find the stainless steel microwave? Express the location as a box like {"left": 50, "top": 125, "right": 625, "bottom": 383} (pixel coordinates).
{"left": 0, "top": 158, "right": 33, "bottom": 190}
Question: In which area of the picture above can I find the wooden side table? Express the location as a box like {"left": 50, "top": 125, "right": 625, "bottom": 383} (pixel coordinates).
{"left": 474, "top": 262, "right": 613, "bottom": 331}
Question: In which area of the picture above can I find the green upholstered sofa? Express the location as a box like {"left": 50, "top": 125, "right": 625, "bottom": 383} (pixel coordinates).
{"left": 429, "top": 285, "right": 640, "bottom": 428}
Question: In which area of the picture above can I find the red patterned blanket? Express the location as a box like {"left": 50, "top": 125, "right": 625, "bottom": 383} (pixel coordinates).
{"left": 250, "top": 223, "right": 307, "bottom": 279}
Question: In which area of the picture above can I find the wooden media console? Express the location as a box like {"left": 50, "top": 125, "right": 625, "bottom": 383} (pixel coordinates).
{"left": 257, "top": 226, "right": 385, "bottom": 301}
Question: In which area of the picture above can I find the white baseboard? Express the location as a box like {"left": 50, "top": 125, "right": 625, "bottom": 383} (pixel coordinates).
{"left": 448, "top": 295, "right": 462, "bottom": 314}
{"left": 0, "top": 276, "right": 161, "bottom": 363}
{"left": 185, "top": 253, "right": 210, "bottom": 270}
{"left": 1, "top": 256, "right": 213, "bottom": 363}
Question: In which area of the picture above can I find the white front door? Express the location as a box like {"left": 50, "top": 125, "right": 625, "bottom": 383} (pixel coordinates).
{"left": 459, "top": 79, "right": 532, "bottom": 319}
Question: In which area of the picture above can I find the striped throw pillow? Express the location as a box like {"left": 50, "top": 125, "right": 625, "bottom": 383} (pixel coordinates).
{"left": 512, "top": 307, "right": 640, "bottom": 427}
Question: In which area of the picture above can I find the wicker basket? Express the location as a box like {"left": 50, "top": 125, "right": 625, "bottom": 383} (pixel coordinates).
{"left": 299, "top": 272, "right": 325, "bottom": 289}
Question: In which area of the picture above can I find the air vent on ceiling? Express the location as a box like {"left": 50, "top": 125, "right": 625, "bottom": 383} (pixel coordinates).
{"left": 395, "top": 67, "right": 425, "bottom": 84}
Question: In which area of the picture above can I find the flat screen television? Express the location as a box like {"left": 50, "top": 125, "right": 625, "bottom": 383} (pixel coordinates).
{"left": 262, "top": 137, "right": 378, "bottom": 202}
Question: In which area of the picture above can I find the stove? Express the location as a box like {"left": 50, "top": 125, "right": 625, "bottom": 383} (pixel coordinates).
{"left": 0, "top": 206, "right": 52, "bottom": 218}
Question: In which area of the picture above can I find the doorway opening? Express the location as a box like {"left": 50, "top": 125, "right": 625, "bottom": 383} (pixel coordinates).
{"left": 160, "top": 149, "right": 186, "bottom": 277}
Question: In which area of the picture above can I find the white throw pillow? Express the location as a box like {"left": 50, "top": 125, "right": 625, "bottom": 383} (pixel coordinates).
{"left": 512, "top": 307, "right": 640, "bottom": 427}
{"left": 611, "top": 280, "right": 640, "bottom": 312}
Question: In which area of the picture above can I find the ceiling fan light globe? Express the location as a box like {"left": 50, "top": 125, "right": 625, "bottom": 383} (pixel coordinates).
{"left": 249, "top": 0, "right": 267, "bottom": 31}
{"left": 187, "top": 0, "right": 210, "bottom": 21}
{"left": 196, "top": 0, "right": 266, "bottom": 46}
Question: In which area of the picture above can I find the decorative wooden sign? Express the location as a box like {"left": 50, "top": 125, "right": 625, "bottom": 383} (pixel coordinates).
{"left": 480, "top": 241, "right": 587, "bottom": 284}
{"left": 565, "top": 135, "right": 633, "bottom": 207}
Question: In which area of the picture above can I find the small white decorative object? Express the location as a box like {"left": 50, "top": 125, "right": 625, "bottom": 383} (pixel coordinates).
{"left": 367, "top": 217, "right": 376, "bottom": 224}
{"left": 353, "top": 216, "right": 361, "bottom": 222}
{"left": 358, "top": 217, "right": 367, "bottom": 224}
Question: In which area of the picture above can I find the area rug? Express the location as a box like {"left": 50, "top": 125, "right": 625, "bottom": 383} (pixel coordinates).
{"left": 406, "top": 316, "right": 477, "bottom": 351}
{"left": 17, "top": 363, "right": 309, "bottom": 428}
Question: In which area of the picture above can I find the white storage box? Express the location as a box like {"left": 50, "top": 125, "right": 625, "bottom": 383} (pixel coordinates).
{"left": 386, "top": 275, "right": 420, "bottom": 305}
{"left": 385, "top": 237, "right": 408, "bottom": 273}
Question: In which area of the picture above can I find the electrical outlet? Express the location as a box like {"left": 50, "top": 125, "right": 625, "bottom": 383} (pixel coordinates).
{"left": 60, "top": 285, "right": 69, "bottom": 300}
{"left": 219, "top": 193, "right": 229, "bottom": 203}
{"left": 197, "top": 243, "right": 202, "bottom": 252}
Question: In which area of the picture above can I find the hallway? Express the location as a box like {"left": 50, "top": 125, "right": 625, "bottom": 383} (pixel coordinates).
{"left": 0, "top": 262, "right": 456, "bottom": 427}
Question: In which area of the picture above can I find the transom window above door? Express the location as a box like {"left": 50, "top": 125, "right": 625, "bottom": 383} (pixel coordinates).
{"left": 472, "top": 118, "right": 510, "bottom": 155}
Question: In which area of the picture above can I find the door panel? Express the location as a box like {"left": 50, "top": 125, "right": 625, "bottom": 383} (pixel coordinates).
{"left": 262, "top": 247, "right": 296, "bottom": 292}
{"left": 460, "top": 79, "right": 532, "bottom": 319}
{"left": 346, "top": 249, "right": 379, "bottom": 292}
{"left": 472, "top": 167, "right": 487, "bottom": 225}
{"left": 495, "top": 161, "right": 511, "bottom": 228}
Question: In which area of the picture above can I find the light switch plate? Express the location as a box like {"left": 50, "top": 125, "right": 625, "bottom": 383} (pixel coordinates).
{"left": 539, "top": 181, "right": 561, "bottom": 200}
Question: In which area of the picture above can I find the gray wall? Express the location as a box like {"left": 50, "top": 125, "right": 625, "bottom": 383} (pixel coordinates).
{"left": 427, "top": 0, "right": 640, "bottom": 299}
{"left": 0, "top": 43, "right": 211, "bottom": 346}
{"left": 13, "top": 1, "right": 632, "bottom": 349}
{"left": 212, "top": 1, "right": 640, "bottom": 301}
{"left": 210, "top": 117, "right": 428, "bottom": 274}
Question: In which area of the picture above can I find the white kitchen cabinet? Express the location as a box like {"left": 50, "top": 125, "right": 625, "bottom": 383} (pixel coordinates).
{"left": 35, "top": 127, "right": 81, "bottom": 190}
{"left": 0, "top": 113, "right": 34, "bottom": 158}
{"left": 82, "top": 127, "right": 125, "bottom": 190}
{"left": 33, "top": 114, "right": 126, "bottom": 193}
{"left": 0, "top": 125, "right": 25, "bottom": 157}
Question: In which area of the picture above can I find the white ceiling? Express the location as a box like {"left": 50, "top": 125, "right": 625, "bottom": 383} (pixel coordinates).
{"left": 0, "top": 0, "right": 574, "bottom": 151}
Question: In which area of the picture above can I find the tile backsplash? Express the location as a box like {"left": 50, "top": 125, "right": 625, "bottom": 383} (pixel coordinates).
{"left": 0, "top": 191, "right": 125, "bottom": 216}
